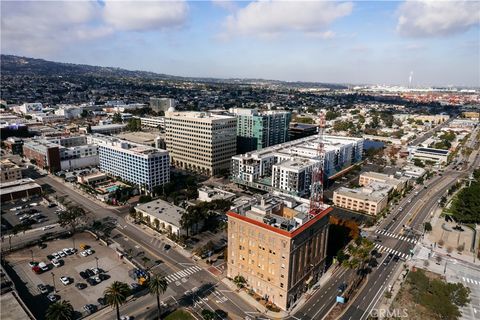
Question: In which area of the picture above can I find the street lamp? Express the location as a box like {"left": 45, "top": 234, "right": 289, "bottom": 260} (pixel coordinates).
{"left": 94, "top": 257, "right": 99, "bottom": 270}
{"left": 30, "top": 250, "right": 34, "bottom": 263}
{"left": 51, "top": 272, "right": 56, "bottom": 292}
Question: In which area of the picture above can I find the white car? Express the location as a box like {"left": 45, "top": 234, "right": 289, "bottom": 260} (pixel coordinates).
{"left": 59, "top": 276, "right": 70, "bottom": 285}
{"left": 47, "top": 293, "right": 59, "bottom": 302}
{"left": 120, "top": 316, "right": 133, "bottom": 320}
{"left": 57, "top": 251, "right": 66, "bottom": 258}
{"left": 69, "top": 248, "right": 77, "bottom": 253}
{"left": 63, "top": 248, "right": 72, "bottom": 255}
{"left": 86, "top": 249, "right": 94, "bottom": 255}
{"left": 52, "top": 252, "right": 60, "bottom": 259}
{"left": 42, "top": 225, "right": 55, "bottom": 231}
{"left": 91, "top": 268, "right": 100, "bottom": 275}
{"left": 80, "top": 251, "right": 88, "bottom": 257}
{"left": 52, "top": 259, "right": 61, "bottom": 268}
{"left": 38, "top": 262, "right": 49, "bottom": 271}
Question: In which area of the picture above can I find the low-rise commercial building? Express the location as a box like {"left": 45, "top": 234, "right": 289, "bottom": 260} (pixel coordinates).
{"left": 0, "top": 159, "right": 22, "bottom": 183}
{"left": 134, "top": 199, "right": 200, "bottom": 236}
{"left": 333, "top": 182, "right": 391, "bottom": 216}
{"left": 402, "top": 165, "right": 426, "bottom": 179}
{"left": 359, "top": 172, "right": 408, "bottom": 192}
{"left": 227, "top": 194, "right": 331, "bottom": 310}
{"left": 23, "top": 140, "right": 61, "bottom": 173}
{"left": 90, "top": 124, "right": 126, "bottom": 135}
{"left": 198, "top": 186, "right": 236, "bottom": 202}
{"left": 409, "top": 147, "right": 449, "bottom": 165}
{"left": 3, "top": 137, "right": 24, "bottom": 155}
{"left": 0, "top": 178, "right": 43, "bottom": 202}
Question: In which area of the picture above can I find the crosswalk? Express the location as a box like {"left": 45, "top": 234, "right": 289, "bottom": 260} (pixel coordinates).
{"left": 373, "top": 243, "right": 409, "bottom": 260}
{"left": 375, "top": 229, "right": 417, "bottom": 244}
{"left": 165, "top": 266, "right": 202, "bottom": 284}
{"left": 462, "top": 277, "right": 480, "bottom": 286}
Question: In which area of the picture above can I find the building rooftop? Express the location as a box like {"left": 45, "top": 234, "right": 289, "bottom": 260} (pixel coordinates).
{"left": 416, "top": 147, "right": 449, "bottom": 155}
{"left": 335, "top": 182, "right": 391, "bottom": 202}
{"left": 135, "top": 199, "right": 185, "bottom": 227}
{"left": 165, "top": 111, "right": 235, "bottom": 121}
{"left": 229, "top": 194, "right": 330, "bottom": 235}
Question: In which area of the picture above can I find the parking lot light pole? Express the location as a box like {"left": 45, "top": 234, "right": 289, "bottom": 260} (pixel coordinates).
{"left": 95, "top": 257, "right": 99, "bottom": 270}
{"left": 51, "top": 272, "right": 56, "bottom": 292}
{"left": 30, "top": 250, "right": 34, "bottom": 263}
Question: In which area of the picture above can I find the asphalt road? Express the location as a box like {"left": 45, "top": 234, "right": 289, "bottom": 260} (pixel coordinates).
{"left": 29, "top": 175, "right": 258, "bottom": 320}
{"left": 340, "top": 126, "right": 480, "bottom": 320}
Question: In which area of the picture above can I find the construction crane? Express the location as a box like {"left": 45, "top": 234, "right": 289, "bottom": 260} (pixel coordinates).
{"left": 309, "top": 111, "right": 326, "bottom": 216}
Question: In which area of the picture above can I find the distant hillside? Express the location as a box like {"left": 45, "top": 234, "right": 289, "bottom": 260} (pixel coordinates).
{"left": 0, "top": 54, "right": 348, "bottom": 89}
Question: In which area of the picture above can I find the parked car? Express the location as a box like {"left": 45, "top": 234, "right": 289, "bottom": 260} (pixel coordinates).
{"left": 86, "top": 278, "right": 97, "bottom": 286}
{"left": 47, "top": 293, "right": 59, "bottom": 302}
{"left": 85, "top": 269, "right": 95, "bottom": 277}
{"left": 75, "top": 283, "right": 87, "bottom": 290}
{"left": 60, "top": 276, "right": 71, "bottom": 285}
{"left": 79, "top": 271, "right": 89, "bottom": 279}
{"left": 85, "top": 249, "right": 94, "bottom": 255}
{"left": 37, "top": 284, "right": 49, "bottom": 294}
{"left": 80, "top": 251, "right": 89, "bottom": 257}
{"left": 28, "top": 261, "right": 38, "bottom": 268}
{"left": 52, "top": 259, "right": 62, "bottom": 268}
{"left": 163, "top": 244, "right": 171, "bottom": 251}
{"left": 97, "top": 297, "right": 107, "bottom": 305}
{"left": 38, "top": 262, "right": 49, "bottom": 272}
{"left": 83, "top": 304, "right": 97, "bottom": 315}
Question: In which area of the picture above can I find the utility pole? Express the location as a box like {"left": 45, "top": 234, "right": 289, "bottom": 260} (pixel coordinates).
{"left": 51, "top": 272, "right": 56, "bottom": 292}
{"left": 95, "top": 256, "right": 99, "bottom": 270}
{"left": 30, "top": 250, "right": 34, "bottom": 263}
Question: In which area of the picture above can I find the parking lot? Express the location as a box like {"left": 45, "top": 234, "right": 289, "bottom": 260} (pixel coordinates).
{"left": 1, "top": 197, "right": 60, "bottom": 233}
{"left": 4, "top": 232, "right": 133, "bottom": 318}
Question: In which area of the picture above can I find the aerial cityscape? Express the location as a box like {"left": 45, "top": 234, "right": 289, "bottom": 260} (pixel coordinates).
{"left": 0, "top": 1, "right": 479, "bottom": 320}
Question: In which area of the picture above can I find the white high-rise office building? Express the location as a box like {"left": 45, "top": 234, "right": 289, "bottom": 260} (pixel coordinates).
{"left": 165, "top": 111, "right": 237, "bottom": 176}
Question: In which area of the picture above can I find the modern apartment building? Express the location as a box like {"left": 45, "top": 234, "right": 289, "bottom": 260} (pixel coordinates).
{"left": 227, "top": 194, "right": 331, "bottom": 310}
{"left": 88, "top": 134, "right": 170, "bottom": 192}
{"left": 0, "top": 159, "right": 22, "bottom": 183}
{"left": 165, "top": 111, "right": 236, "bottom": 176}
{"left": 232, "top": 135, "right": 364, "bottom": 197}
{"left": 333, "top": 182, "right": 391, "bottom": 215}
{"left": 231, "top": 108, "right": 291, "bottom": 153}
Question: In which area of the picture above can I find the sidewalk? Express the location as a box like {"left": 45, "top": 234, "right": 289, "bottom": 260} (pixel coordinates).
{"left": 221, "top": 278, "right": 289, "bottom": 319}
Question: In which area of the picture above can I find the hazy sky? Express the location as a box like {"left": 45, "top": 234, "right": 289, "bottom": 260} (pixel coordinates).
{"left": 1, "top": 1, "right": 479, "bottom": 87}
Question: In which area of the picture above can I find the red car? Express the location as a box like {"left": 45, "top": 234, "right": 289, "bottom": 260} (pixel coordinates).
{"left": 32, "top": 266, "right": 42, "bottom": 274}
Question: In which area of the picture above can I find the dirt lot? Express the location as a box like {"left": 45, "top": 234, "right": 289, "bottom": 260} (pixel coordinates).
{"left": 5, "top": 232, "right": 133, "bottom": 318}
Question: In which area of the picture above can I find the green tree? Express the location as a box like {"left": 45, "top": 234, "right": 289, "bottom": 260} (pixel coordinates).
{"left": 233, "top": 275, "right": 247, "bottom": 289}
{"left": 58, "top": 206, "right": 86, "bottom": 248}
{"left": 45, "top": 300, "right": 74, "bottom": 320}
{"left": 201, "top": 309, "right": 216, "bottom": 320}
{"left": 148, "top": 274, "right": 168, "bottom": 320}
{"left": 424, "top": 222, "right": 432, "bottom": 232}
{"left": 326, "top": 110, "right": 340, "bottom": 120}
{"left": 112, "top": 113, "right": 123, "bottom": 123}
{"left": 104, "top": 281, "right": 131, "bottom": 320}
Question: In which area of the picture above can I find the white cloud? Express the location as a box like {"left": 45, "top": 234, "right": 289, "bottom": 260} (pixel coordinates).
{"left": 221, "top": 0, "right": 353, "bottom": 38}
{"left": 397, "top": 0, "right": 480, "bottom": 37}
{"left": 1, "top": 1, "right": 189, "bottom": 56}
{"left": 102, "top": 1, "right": 188, "bottom": 31}
{"left": 1, "top": 1, "right": 102, "bottom": 54}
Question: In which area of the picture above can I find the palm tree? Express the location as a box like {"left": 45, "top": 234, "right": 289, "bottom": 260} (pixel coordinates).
{"left": 45, "top": 300, "right": 74, "bottom": 320}
{"left": 148, "top": 274, "right": 168, "bottom": 320}
{"left": 104, "top": 281, "right": 131, "bottom": 320}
